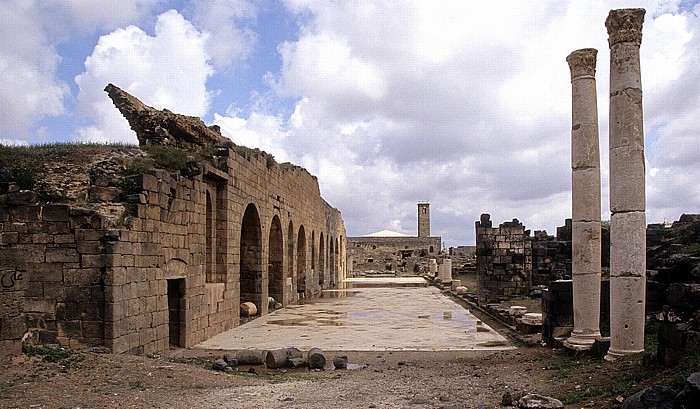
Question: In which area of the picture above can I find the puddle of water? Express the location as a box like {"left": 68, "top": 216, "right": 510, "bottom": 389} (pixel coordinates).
{"left": 319, "top": 290, "right": 361, "bottom": 298}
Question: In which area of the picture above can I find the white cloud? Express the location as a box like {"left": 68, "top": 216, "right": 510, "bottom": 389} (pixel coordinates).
{"left": 213, "top": 111, "right": 291, "bottom": 162}
{"left": 0, "top": 1, "right": 69, "bottom": 140}
{"left": 188, "top": 0, "right": 258, "bottom": 70}
{"left": 263, "top": 0, "right": 700, "bottom": 246}
{"left": 74, "top": 10, "right": 214, "bottom": 143}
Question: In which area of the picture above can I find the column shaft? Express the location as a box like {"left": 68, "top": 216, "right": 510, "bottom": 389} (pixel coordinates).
{"left": 565, "top": 48, "right": 602, "bottom": 350}
{"left": 605, "top": 8, "right": 647, "bottom": 361}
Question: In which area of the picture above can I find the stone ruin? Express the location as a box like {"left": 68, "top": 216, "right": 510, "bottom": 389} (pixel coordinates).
{"left": 474, "top": 214, "right": 599, "bottom": 305}
{"left": 0, "top": 84, "right": 347, "bottom": 360}
{"left": 477, "top": 7, "right": 700, "bottom": 364}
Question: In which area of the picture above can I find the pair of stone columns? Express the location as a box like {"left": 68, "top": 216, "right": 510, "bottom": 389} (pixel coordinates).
{"left": 565, "top": 9, "right": 647, "bottom": 359}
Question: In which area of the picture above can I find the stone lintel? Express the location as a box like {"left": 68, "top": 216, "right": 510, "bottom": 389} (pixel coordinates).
{"left": 606, "top": 9, "right": 645, "bottom": 47}
{"left": 567, "top": 48, "right": 597, "bottom": 79}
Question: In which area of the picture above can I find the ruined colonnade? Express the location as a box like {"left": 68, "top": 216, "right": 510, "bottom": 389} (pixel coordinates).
{"left": 564, "top": 9, "right": 647, "bottom": 358}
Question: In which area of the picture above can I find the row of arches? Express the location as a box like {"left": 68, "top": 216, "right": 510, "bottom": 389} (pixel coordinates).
{"left": 237, "top": 203, "right": 345, "bottom": 315}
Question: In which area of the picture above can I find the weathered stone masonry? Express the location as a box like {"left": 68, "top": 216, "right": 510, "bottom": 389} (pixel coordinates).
{"left": 0, "top": 85, "right": 347, "bottom": 360}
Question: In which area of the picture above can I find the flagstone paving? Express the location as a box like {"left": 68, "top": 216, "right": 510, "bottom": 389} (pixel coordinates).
{"left": 196, "top": 277, "right": 513, "bottom": 351}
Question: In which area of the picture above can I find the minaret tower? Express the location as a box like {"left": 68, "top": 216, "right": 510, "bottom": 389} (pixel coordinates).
{"left": 418, "top": 202, "right": 430, "bottom": 238}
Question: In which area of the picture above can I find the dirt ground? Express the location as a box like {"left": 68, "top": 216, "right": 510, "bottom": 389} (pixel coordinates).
{"left": 1, "top": 312, "right": 670, "bottom": 409}
{"left": 0, "top": 345, "right": 582, "bottom": 409}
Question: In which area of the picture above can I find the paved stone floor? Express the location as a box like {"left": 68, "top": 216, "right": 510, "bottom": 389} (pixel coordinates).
{"left": 196, "top": 277, "right": 514, "bottom": 351}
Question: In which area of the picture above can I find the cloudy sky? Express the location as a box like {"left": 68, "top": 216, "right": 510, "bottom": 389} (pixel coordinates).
{"left": 2, "top": 0, "right": 699, "bottom": 246}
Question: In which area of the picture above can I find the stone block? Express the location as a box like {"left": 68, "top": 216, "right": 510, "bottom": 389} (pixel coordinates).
{"left": 82, "top": 321, "right": 104, "bottom": 339}
{"left": 53, "top": 234, "right": 75, "bottom": 244}
{"left": 25, "top": 298, "right": 55, "bottom": 314}
{"left": 81, "top": 254, "right": 105, "bottom": 268}
{"left": 0, "top": 232, "right": 19, "bottom": 244}
{"left": 45, "top": 248, "right": 79, "bottom": 263}
{"left": 571, "top": 123, "right": 600, "bottom": 169}
{"left": 571, "top": 169, "right": 601, "bottom": 221}
{"left": 0, "top": 247, "right": 28, "bottom": 270}
{"left": 0, "top": 316, "right": 27, "bottom": 339}
{"left": 8, "top": 205, "right": 40, "bottom": 222}
{"left": 42, "top": 204, "right": 70, "bottom": 222}
{"left": 69, "top": 209, "right": 104, "bottom": 229}
{"left": 608, "top": 276, "right": 646, "bottom": 354}
{"left": 610, "top": 211, "right": 646, "bottom": 277}
{"left": 76, "top": 240, "right": 101, "bottom": 254}
{"left": 7, "top": 191, "right": 38, "bottom": 205}
{"left": 30, "top": 263, "right": 64, "bottom": 282}
{"left": 571, "top": 221, "right": 601, "bottom": 273}
{"left": 609, "top": 145, "right": 645, "bottom": 212}
{"left": 609, "top": 43, "right": 642, "bottom": 94}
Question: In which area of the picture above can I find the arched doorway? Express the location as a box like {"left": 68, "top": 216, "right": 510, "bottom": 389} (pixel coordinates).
{"left": 240, "top": 204, "right": 262, "bottom": 313}
{"left": 268, "top": 215, "right": 284, "bottom": 307}
{"left": 297, "top": 226, "right": 306, "bottom": 295}
{"left": 319, "top": 232, "right": 325, "bottom": 286}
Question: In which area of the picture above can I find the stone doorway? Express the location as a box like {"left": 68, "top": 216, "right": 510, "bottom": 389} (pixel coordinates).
{"left": 167, "top": 278, "right": 184, "bottom": 347}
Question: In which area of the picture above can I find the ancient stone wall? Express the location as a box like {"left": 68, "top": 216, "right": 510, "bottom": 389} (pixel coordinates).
{"left": 0, "top": 201, "right": 107, "bottom": 357}
{"left": 347, "top": 236, "right": 441, "bottom": 273}
{"left": 0, "top": 87, "right": 346, "bottom": 360}
{"left": 475, "top": 214, "right": 611, "bottom": 305}
{"left": 475, "top": 214, "right": 531, "bottom": 305}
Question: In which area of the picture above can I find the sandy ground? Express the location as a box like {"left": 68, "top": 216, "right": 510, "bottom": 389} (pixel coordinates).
{"left": 2, "top": 345, "right": 587, "bottom": 409}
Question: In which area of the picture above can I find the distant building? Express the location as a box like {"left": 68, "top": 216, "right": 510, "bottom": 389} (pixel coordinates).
{"left": 347, "top": 203, "right": 442, "bottom": 273}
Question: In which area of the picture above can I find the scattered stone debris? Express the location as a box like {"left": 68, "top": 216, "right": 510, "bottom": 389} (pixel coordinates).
{"left": 517, "top": 393, "right": 563, "bottom": 408}
{"left": 332, "top": 354, "right": 348, "bottom": 369}
{"left": 236, "top": 349, "right": 265, "bottom": 365}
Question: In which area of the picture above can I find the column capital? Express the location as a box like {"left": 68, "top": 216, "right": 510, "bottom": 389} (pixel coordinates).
{"left": 606, "top": 8, "right": 645, "bottom": 47}
{"left": 567, "top": 48, "right": 597, "bottom": 80}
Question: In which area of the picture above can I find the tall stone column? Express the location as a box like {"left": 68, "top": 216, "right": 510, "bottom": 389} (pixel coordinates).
{"left": 564, "top": 48, "right": 603, "bottom": 350}
{"left": 605, "top": 8, "right": 647, "bottom": 361}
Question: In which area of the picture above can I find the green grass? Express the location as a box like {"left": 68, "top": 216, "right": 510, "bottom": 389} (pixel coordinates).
{"left": 552, "top": 317, "right": 698, "bottom": 405}
{"left": 22, "top": 345, "right": 83, "bottom": 372}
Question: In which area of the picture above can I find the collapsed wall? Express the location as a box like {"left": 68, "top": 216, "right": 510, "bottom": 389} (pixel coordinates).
{"left": 475, "top": 214, "right": 610, "bottom": 305}
{"left": 0, "top": 84, "right": 347, "bottom": 359}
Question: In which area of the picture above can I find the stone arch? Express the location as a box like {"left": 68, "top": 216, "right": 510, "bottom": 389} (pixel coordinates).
{"left": 319, "top": 232, "right": 325, "bottom": 286}
{"left": 268, "top": 215, "right": 284, "bottom": 307}
{"left": 240, "top": 203, "right": 263, "bottom": 313}
{"left": 297, "top": 225, "right": 306, "bottom": 294}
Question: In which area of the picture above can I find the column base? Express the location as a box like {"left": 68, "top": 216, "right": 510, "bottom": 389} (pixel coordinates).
{"left": 604, "top": 347, "right": 644, "bottom": 361}
{"left": 563, "top": 331, "right": 602, "bottom": 351}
